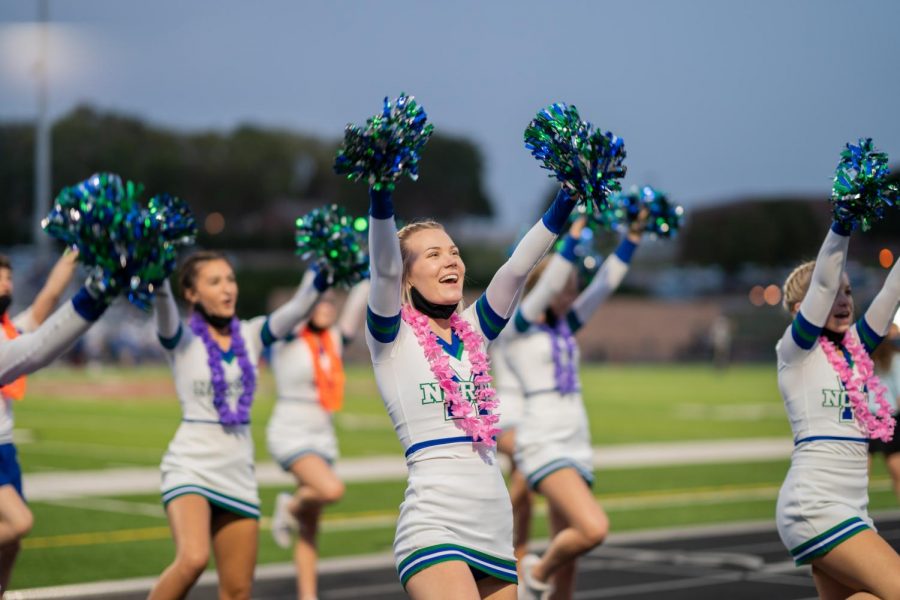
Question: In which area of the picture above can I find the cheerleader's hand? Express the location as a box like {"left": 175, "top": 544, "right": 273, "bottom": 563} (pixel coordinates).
{"left": 627, "top": 207, "right": 650, "bottom": 242}
{"left": 569, "top": 216, "right": 588, "bottom": 239}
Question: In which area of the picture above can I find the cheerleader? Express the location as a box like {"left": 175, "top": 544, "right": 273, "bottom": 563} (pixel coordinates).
{"left": 364, "top": 184, "right": 575, "bottom": 599}
{"left": 0, "top": 251, "right": 86, "bottom": 593}
{"left": 267, "top": 278, "right": 369, "bottom": 600}
{"left": 507, "top": 216, "right": 644, "bottom": 600}
{"left": 775, "top": 222, "right": 900, "bottom": 599}
{"left": 148, "top": 251, "right": 326, "bottom": 600}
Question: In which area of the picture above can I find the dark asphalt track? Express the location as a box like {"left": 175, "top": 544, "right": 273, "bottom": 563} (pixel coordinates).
{"left": 17, "top": 514, "right": 900, "bottom": 599}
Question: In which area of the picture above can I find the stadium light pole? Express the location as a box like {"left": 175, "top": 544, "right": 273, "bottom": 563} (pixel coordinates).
{"left": 32, "top": 0, "right": 52, "bottom": 254}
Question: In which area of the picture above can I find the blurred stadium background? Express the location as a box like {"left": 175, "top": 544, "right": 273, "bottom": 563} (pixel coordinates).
{"left": 1, "top": 0, "right": 899, "bottom": 596}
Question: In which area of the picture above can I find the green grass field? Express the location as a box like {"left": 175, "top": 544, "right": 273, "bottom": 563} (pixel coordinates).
{"left": 8, "top": 364, "right": 899, "bottom": 589}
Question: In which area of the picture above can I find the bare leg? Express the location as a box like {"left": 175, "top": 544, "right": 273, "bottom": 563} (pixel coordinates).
{"left": 147, "top": 495, "right": 212, "bottom": 600}
{"left": 477, "top": 574, "right": 518, "bottom": 600}
{"left": 404, "top": 560, "right": 482, "bottom": 600}
{"left": 811, "top": 529, "right": 900, "bottom": 599}
{"left": 497, "top": 430, "right": 532, "bottom": 571}
{"left": 288, "top": 454, "right": 344, "bottom": 600}
{"left": 886, "top": 452, "right": 900, "bottom": 504}
{"left": 531, "top": 468, "right": 607, "bottom": 584}
{"left": 547, "top": 502, "right": 577, "bottom": 600}
{"left": 211, "top": 511, "right": 258, "bottom": 600}
{"left": 0, "top": 486, "right": 32, "bottom": 593}
{"left": 811, "top": 565, "right": 879, "bottom": 600}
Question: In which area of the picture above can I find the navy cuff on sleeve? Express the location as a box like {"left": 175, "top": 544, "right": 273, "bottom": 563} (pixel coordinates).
{"left": 369, "top": 188, "right": 394, "bottom": 220}
{"left": 830, "top": 221, "right": 851, "bottom": 236}
{"left": 565, "top": 310, "right": 583, "bottom": 333}
{"left": 475, "top": 295, "right": 509, "bottom": 340}
{"left": 790, "top": 311, "right": 822, "bottom": 350}
{"left": 513, "top": 309, "right": 531, "bottom": 333}
{"left": 158, "top": 324, "right": 183, "bottom": 350}
{"left": 856, "top": 316, "right": 884, "bottom": 354}
{"left": 260, "top": 319, "right": 278, "bottom": 347}
{"left": 313, "top": 268, "right": 330, "bottom": 292}
{"left": 541, "top": 189, "right": 576, "bottom": 235}
{"left": 614, "top": 237, "right": 638, "bottom": 264}
{"left": 366, "top": 305, "right": 401, "bottom": 343}
{"left": 71, "top": 287, "right": 109, "bottom": 322}
{"left": 559, "top": 235, "right": 579, "bottom": 262}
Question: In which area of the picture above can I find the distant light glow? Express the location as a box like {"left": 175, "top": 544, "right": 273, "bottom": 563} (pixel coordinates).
{"left": 749, "top": 285, "right": 765, "bottom": 307}
{"left": 205, "top": 212, "right": 225, "bottom": 235}
{"left": 763, "top": 284, "right": 782, "bottom": 306}
{"left": 879, "top": 248, "right": 894, "bottom": 269}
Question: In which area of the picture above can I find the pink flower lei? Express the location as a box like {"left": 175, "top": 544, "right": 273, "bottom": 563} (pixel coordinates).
{"left": 401, "top": 304, "right": 500, "bottom": 446}
{"left": 820, "top": 331, "right": 896, "bottom": 442}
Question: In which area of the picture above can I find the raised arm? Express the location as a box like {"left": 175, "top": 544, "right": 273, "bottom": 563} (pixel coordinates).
{"left": 857, "top": 257, "right": 900, "bottom": 353}
{"left": 339, "top": 278, "right": 370, "bottom": 344}
{"left": 264, "top": 268, "right": 328, "bottom": 343}
{"left": 478, "top": 189, "right": 576, "bottom": 339}
{"left": 781, "top": 223, "right": 851, "bottom": 362}
{"left": 0, "top": 287, "right": 108, "bottom": 385}
{"left": 516, "top": 232, "right": 581, "bottom": 328}
{"left": 566, "top": 233, "right": 639, "bottom": 332}
{"left": 154, "top": 279, "right": 183, "bottom": 349}
{"left": 21, "top": 250, "right": 80, "bottom": 329}
{"left": 365, "top": 189, "right": 403, "bottom": 347}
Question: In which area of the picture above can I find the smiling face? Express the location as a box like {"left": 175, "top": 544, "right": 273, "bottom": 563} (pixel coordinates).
{"left": 402, "top": 226, "right": 465, "bottom": 307}
{"left": 184, "top": 258, "right": 239, "bottom": 319}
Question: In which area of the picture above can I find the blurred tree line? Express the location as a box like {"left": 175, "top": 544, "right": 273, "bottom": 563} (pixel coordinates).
{"left": 0, "top": 105, "right": 493, "bottom": 248}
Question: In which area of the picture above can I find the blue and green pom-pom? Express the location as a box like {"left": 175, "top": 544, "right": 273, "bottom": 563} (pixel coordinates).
{"left": 831, "top": 138, "right": 898, "bottom": 231}
{"left": 42, "top": 172, "right": 197, "bottom": 309}
{"left": 600, "top": 185, "right": 684, "bottom": 238}
{"left": 334, "top": 93, "right": 434, "bottom": 192}
{"left": 295, "top": 204, "right": 369, "bottom": 288}
{"left": 525, "top": 102, "right": 626, "bottom": 217}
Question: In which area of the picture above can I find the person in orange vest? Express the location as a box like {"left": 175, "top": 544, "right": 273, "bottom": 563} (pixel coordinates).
{"left": 267, "top": 277, "right": 369, "bottom": 600}
{"left": 0, "top": 250, "right": 83, "bottom": 593}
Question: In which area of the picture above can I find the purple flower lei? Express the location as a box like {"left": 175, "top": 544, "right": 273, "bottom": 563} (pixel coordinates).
{"left": 539, "top": 320, "right": 578, "bottom": 394}
{"left": 188, "top": 312, "right": 256, "bottom": 426}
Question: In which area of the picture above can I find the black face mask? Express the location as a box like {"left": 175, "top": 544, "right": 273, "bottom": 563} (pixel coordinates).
{"left": 193, "top": 303, "right": 233, "bottom": 331}
{"left": 544, "top": 308, "right": 558, "bottom": 328}
{"left": 410, "top": 286, "right": 457, "bottom": 320}
{"left": 822, "top": 328, "right": 845, "bottom": 346}
{"left": 0, "top": 295, "right": 11, "bottom": 317}
{"left": 306, "top": 320, "right": 325, "bottom": 333}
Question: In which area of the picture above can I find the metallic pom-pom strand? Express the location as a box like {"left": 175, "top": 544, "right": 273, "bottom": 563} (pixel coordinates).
{"left": 295, "top": 204, "right": 369, "bottom": 288}
{"left": 42, "top": 173, "right": 197, "bottom": 309}
{"left": 831, "top": 138, "right": 898, "bottom": 232}
{"left": 601, "top": 185, "right": 684, "bottom": 238}
{"left": 334, "top": 93, "right": 434, "bottom": 192}
{"left": 525, "top": 102, "right": 626, "bottom": 217}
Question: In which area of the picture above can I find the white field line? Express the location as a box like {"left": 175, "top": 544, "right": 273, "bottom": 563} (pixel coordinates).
{"left": 22, "top": 437, "right": 793, "bottom": 500}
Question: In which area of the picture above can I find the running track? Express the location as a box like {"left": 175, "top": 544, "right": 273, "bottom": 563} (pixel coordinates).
{"left": 13, "top": 513, "right": 900, "bottom": 599}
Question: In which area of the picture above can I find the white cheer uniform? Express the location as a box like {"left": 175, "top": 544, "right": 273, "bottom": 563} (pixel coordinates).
{"left": 154, "top": 274, "right": 322, "bottom": 518}
{"left": 364, "top": 188, "right": 573, "bottom": 587}
{"left": 266, "top": 280, "right": 369, "bottom": 468}
{"left": 509, "top": 235, "right": 635, "bottom": 490}
{"left": 776, "top": 225, "right": 900, "bottom": 565}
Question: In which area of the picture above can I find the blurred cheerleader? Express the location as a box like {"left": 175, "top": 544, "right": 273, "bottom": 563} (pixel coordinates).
{"left": 148, "top": 251, "right": 327, "bottom": 600}
{"left": 267, "top": 278, "right": 369, "bottom": 600}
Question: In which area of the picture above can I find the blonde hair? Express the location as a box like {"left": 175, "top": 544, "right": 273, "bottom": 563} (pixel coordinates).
{"left": 782, "top": 260, "right": 815, "bottom": 313}
{"left": 397, "top": 220, "right": 463, "bottom": 312}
